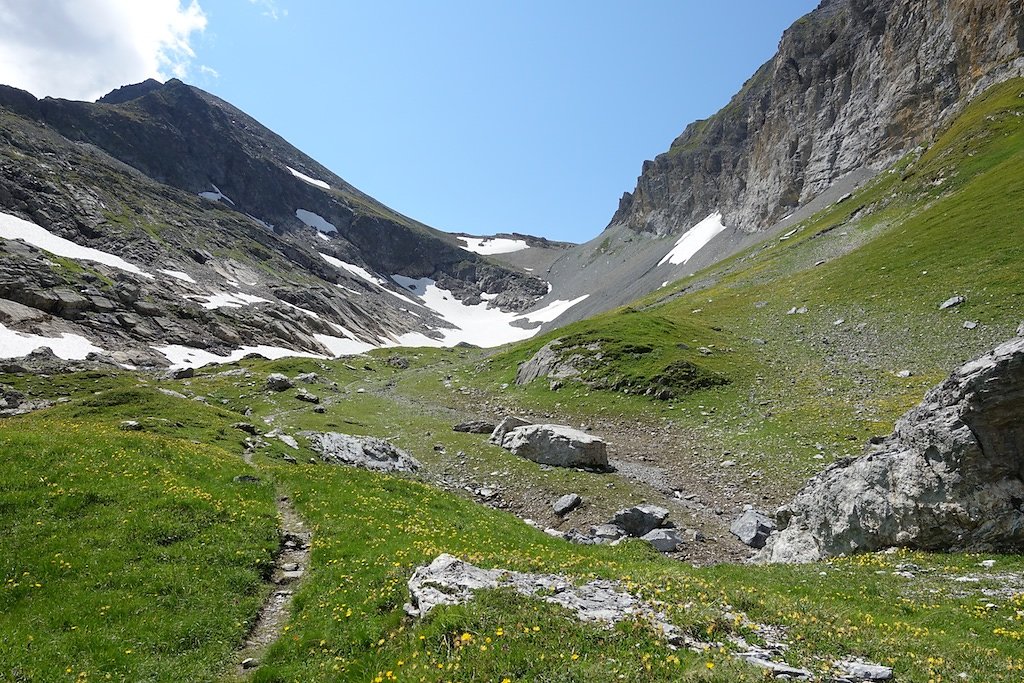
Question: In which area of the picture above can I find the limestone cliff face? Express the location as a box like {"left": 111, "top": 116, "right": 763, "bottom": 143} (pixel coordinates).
{"left": 612, "top": 0, "right": 1024, "bottom": 236}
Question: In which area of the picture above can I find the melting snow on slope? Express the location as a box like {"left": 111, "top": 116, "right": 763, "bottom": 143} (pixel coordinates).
{"left": 159, "top": 269, "right": 196, "bottom": 283}
{"left": 459, "top": 236, "right": 530, "bottom": 255}
{"left": 198, "top": 184, "right": 234, "bottom": 204}
{"left": 196, "top": 291, "right": 272, "bottom": 310}
{"left": 0, "top": 323, "right": 105, "bottom": 360}
{"left": 0, "top": 211, "right": 153, "bottom": 278}
{"left": 658, "top": 211, "right": 728, "bottom": 266}
{"left": 389, "top": 274, "right": 587, "bottom": 347}
{"left": 296, "top": 209, "right": 337, "bottom": 233}
{"left": 154, "top": 344, "right": 325, "bottom": 369}
{"left": 287, "top": 166, "right": 331, "bottom": 190}
{"left": 319, "top": 253, "right": 418, "bottom": 305}
{"left": 313, "top": 334, "right": 377, "bottom": 356}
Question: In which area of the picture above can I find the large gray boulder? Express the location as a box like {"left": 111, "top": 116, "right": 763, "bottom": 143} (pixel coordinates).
{"left": 266, "top": 373, "right": 293, "bottom": 391}
{"left": 610, "top": 504, "right": 670, "bottom": 537}
{"left": 303, "top": 432, "right": 420, "bottom": 473}
{"left": 761, "top": 336, "right": 1024, "bottom": 563}
{"left": 730, "top": 508, "right": 775, "bottom": 549}
{"left": 500, "top": 424, "right": 609, "bottom": 469}
{"left": 488, "top": 416, "right": 531, "bottom": 445}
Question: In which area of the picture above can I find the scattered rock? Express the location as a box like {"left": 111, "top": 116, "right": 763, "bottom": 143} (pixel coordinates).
{"left": 266, "top": 373, "right": 293, "bottom": 391}
{"left": 501, "top": 424, "right": 609, "bottom": 469}
{"left": 233, "top": 474, "right": 261, "bottom": 484}
{"left": 294, "top": 372, "right": 319, "bottom": 384}
{"left": 730, "top": 508, "right": 775, "bottom": 549}
{"left": 282, "top": 454, "right": 298, "bottom": 464}
{"left": 963, "top": 320, "right": 978, "bottom": 329}
{"left": 303, "top": 431, "right": 420, "bottom": 472}
{"left": 553, "top": 493, "right": 582, "bottom": 515}
{"left": 119, "top": 420, "right": 142, "bottom": 431}
{"left": 761, "top": 335, "right": 1024, "bottom": 563}
{"left": 241, "top": 658, "right": 258, "bottom": 670}
{"left": 939, "top": 295, "right": 965, "bottom": 310}
{"left": 295, "top": 388, "right": 320, "bottom": 404}
{"left": 165, "top": 366, "right": 194, "bottom": 380}
{"left": 895, "top": 370, "right": 913, "bottom": 378}
{"left": 488, "top": 416, "right": 531, "bottom": 445}
{"left": 593, "top": 524, "right": 626, "bottom": 541}
{"left": 683, "top": 528, "right": 705, "bottom": 543}
{"left": 611, "top": 504, "right": 670, "bottom": 537}
{"left": 232, "top": 422, "right": 259, "bottom": 435}
{"left": 386, "top": 355, "right": 410, "bottom": 369}
{"left": 452, "top": 420, "right": 496, "bottom": 434}
{"left": 835, "top": 660, "right": 894, "bottom": 681}
{"left": 641, "top": 529, "right": 683, "bottom": 552}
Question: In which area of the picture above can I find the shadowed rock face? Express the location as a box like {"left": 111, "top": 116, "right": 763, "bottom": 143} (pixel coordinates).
{"left": 761, "top": 333, "right": 1024, "bottom": 564}
{"left": 611, "top": 0, "right": 1024, "bottom": 237}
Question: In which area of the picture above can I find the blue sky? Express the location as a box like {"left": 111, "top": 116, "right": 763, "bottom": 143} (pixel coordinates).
{"left": 9, "top": 1, "right": 821, "bottom": 243}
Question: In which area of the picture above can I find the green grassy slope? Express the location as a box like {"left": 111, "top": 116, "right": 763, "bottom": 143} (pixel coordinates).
{"left": 471, "top": 77, "right": 1024, "bottom": 494}
{"left": 0, "top": 411, "right": 278, "bottom": 682}
{"left": 2, "top": 78, "right": 1024, "bottom": 683}
{"left": 2, "top": 365, "right": 1023, "bottom": 681}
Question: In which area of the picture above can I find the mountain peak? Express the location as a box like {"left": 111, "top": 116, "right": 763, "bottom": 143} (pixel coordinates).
{"left": 96, "top": 79, "right": 165, "bottom": 105}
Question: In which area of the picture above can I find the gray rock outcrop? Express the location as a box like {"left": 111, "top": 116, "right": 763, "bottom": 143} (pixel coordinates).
{"left": 730, "top": 508, "right": 776, "bottom": 549}
{"left": 610, "top": 504, "right": 670, "bottom": 537}
{"left": 500, "top": 424, "right": 609, "bottom": 469}
{"left": 515, "top": 339, "right": 584, "bottom": 386}
{"left": 761, "top": 336, "right": 1024, "bottom": 563}
{"left": 303, "top": 431, "right": 420, "bottom": 472}
{"left": 488, "top": 416, "right": 531, "bottom": 445}
{"left": 611, "top": 1, "right": 1024, "bottom": 237}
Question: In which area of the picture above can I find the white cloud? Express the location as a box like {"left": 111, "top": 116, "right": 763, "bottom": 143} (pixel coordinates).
{"left": 248, "top": 0, "right": 287, "bottom": 20}
{"left": 0, "top": 0, "right": 207, "bottom": 101}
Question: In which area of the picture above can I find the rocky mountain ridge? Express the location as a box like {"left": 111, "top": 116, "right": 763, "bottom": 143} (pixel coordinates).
{"left": 612, "top": 0, "right": 1024, "bottom": 237}
{"left": 0, "top": 79, "right": 574, "bottom": 367}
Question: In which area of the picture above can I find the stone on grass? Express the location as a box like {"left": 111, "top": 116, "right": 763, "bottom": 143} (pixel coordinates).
{"left": 489, "top": 416, "right": 531, "bottom": 444}
{"left": 453, "top": 420, "right": 496, "bottom": 434}
{"left": 501, "top": 424, "right": 608, "bottom": 469}
{"left": 119, "top": 420, "right": 141, "bottom": 431}
{"left": 295, "top": 388, "right": 320, "bottom": 404}
{"left": 266, "top": 373, "right": 293, "bottom": 391}
{"left": 835, "top": 660, "right": 893, "bottom": 681}
{"left": 553, "top": 493, "right": 582, "bottom": 515}
{"left": 760, "top": 335, "right": 1024, "bottom": 563}
{"left": 611, "top": 504, "right": 670, "bottom": 537}
{"left": 730, "top": 508, "right": 775, "bottom": 549}
{"left": 304, "top": 431, "right": 420, "bottom": 472}
{"left": 593, "top": 524, "right": 626, "bottom": 541}
{"left": 939, "top": 295, "right": 965, "bottom": 310}
{"left": 641, "top": 529, "right": 683, "bottom": 552}
{"left": 165, "top": 366, "right": 194, "bottom": 379}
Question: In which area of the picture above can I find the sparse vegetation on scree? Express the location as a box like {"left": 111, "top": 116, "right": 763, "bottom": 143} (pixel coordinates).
{"left": 2, "top": 80, "right": 1024, "bottom": 683}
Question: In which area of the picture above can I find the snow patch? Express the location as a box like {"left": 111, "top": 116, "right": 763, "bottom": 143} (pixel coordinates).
{"left": 316, "top": 232, "right": 331, "bottom": 242}
{"left": 198, "top": 184, "right": 234, "bottom": 205}
{"left": 159, "top": 269, "right": 196, "bottom": 283}
{"left": 313, "top": 334, "right": 376, "bottom": 356}
{"left": 195, "top": 291, "right": 272, "bottom": 310}
{"left": 459, "top": 236, "right": 530, "bottom": 255}
{"left": 0, "top": 211, "right": 153, "bottom": 278}
{"left": 388, "top": 274, "right": 587, "bottom": 347}
{"left": 296, "top": 209, "right": 337, "bottom": 233}
{"left": 287, "top": 166, "right": 331, "bottom": 190}
{"left": 0, "top": 323, "right": 105, "bottom": 360}
{"left": 154, "top": 344, "right": 324, "bottom": 370}
{"left": 320, "top": 253, "right": 419, "bottom": 305}
{"left": 658, "top": 212, "right": 728, "bottom": 266}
